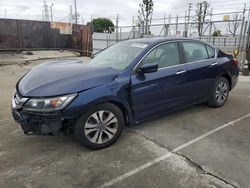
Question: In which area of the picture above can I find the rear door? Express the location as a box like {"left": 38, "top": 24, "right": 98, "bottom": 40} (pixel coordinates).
{"left": 181, "top": 41, "right": 219, "bottom": 101}
{"left": 130, "top": 42, "right": 189, "bottom": 121}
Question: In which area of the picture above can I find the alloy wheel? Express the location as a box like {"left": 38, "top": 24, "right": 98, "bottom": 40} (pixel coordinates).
{"left": 84, "top": 110, "right": 118, "bottom": 144}
{"left": 215, "top": 81, "right": 228, "bottom": 104}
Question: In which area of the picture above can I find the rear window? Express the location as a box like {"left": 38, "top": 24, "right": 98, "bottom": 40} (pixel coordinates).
{"left": 182, "top": 42, "right": 208, "bottom": 63}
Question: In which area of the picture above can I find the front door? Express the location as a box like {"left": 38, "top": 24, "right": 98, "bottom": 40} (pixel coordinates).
{"left": 130, "top": 42, "right": 189, "bottom": 121}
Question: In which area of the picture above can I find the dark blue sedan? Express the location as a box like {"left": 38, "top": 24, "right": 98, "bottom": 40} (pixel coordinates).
{"left": 12, "top": 38, "right": 239, "bottom": 149}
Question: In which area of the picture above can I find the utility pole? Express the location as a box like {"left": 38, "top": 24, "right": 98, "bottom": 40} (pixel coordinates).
{"left": 42, "top": 10, "right": 44, "bottom": 21}
{"left": 4, "top": 9, "right": 7, "bottom": 18}
{"left": 163, "top": 13, "right": 166, "bottom": 25}
{"left": 187, "top": 3, "right": 192, "bottom": 37}
{"left": 50, "top": 3, "right": 54, "bottom": 22}
{"left": 116, "top": 14, "right": 119, "bottom": 42}
{"left": 69, "top": 5, "right": 72, "bottom": 34}
{"left": 43, "top": 0, "right": 50, "bottom": 22}
{"left": 246, "top": 4, "right": 250, "bottom": 49}
{"left": 74, "top": 0, "right": 77, "bottom": 24}
{"left": 69, "top": 5, "right": 72, "bottom": 23}
{"left": 176, "top": 15, "right": 179, "bottom": 36}
{"left": 132, "top": 16, "right": 135, "bottom": 39}
{"left": 208, "top": 8, "right": 213, "bottom": 43}
{"left": 238, "top": 3, "right": 246, "bottom": 49}
{"left": 145, "top": 13, "right": 148, "bottom": 35}
{"left": 184, "top": 11, "right": 187, "bottom": 37}
{"left": 242, "top": 4, "right": 250, "bottom": 75}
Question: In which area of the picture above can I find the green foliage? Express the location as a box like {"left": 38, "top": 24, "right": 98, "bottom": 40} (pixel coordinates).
{"left": 88, "top": 18, "right": 115, "bottom": 33}
{"left": 212, "top": 30, "right": 222, "bottom": 36}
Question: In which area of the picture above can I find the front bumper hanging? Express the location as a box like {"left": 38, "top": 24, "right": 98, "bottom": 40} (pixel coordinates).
{"left": 12, "top": 109, "right": 63, "bottom": 135}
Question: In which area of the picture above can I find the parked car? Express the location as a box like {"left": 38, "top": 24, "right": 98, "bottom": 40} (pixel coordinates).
{"left": 12, "top": 38, "right": 239, "bottom": 150}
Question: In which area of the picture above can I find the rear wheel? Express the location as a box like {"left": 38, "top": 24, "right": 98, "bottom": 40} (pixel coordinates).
{"left": 207, "top": 77, "right": 229, "bottom": 107}
{"left": 74, "top": 103, "right": 124, "bottom": 150}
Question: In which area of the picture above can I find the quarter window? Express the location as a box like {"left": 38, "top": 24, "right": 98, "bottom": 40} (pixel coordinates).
{"left": 206, "top": 45, "right": 215, "bottom": 58}
{"left": 142, "top": 42, "right": 181, "bottom": 69}
{"left": 182, "top": 42, "right": 208, "bottom": 62}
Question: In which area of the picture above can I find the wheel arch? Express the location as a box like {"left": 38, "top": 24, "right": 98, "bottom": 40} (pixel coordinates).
{"left": 221, "top": 73, "right": 232, "bottom": 90}
{"left": 80, "top": 97, "right": 134, "bottom": 126}
{"left": 106, "top": 100, "right": 131, "bottom": 126}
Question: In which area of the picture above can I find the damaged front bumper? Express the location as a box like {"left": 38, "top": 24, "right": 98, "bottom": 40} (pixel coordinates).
{"left": 11, "top": 91, "right": 78, "bottom": 135}
{"left": 12, "top": 109, "right": 64, "bottom": 135}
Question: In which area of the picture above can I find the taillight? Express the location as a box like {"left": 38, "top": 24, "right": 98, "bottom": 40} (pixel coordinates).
{"left": 233, "top": 59, "right": 239, "bottom": 66}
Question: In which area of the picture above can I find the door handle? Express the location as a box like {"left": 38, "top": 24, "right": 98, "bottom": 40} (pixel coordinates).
{"left": 210, "top": 62, "right": 218, "bottom": 66}
{"left": 176, "top": 70, "right": 186, "bottom": 75}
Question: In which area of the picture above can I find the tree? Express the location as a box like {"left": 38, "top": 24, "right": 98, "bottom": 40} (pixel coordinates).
{"left": 226, "top": 13, "right": 241, "bottom": 37}
{"left": 194, "top": 1, "right": 210, "bottom": 36}
{"left": 212, "top": 30, "right": 221, "bottom": 36}
{"left": 87, "top": 18, "right": 114, "bottom": 33}
{"left": 138, "top": 0, "right": 154, "bottom": 35}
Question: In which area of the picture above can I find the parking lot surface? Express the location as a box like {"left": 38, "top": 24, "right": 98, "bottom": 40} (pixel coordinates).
{"left": 0, "top": 59, "right": 250, "bottom": 188}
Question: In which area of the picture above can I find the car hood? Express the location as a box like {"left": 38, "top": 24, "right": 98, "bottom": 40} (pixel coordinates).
{"left": 18, "top": 59, "right": 120, "bottom": 97}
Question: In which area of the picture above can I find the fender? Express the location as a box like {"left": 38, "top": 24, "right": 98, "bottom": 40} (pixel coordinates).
{"left": 63, "top": 77, "right": 136, "bottom": 125}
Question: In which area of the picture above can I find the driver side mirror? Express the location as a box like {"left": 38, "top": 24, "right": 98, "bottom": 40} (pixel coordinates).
{"left": 137, "top": 63, "right": 158, "bottom": 74}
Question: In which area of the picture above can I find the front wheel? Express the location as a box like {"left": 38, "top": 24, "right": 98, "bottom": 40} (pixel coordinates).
{"left": 74, "top": 103, "right": 124, "bottom": 150}
{"left": 207, "top": 77, "right": 230, "bottom": 108}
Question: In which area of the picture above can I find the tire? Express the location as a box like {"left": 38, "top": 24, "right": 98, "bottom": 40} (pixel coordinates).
{"left": 73, "top": 103, "right": 124, "bottom": 150}
{"left": 207, "top": 77, "right": 230, "bottom": 108}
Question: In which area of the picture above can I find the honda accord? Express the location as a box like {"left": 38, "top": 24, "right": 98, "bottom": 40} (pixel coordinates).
{"left": 12, "top": 38, "right": 239, "bottom": 149}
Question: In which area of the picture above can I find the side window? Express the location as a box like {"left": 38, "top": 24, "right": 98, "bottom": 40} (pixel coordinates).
{"left": 142, "top": 43, "right": 181, "bottom": 69}
{"left": 182, "top": 42, "right": 208, "bottom": 62}
{"left": 206, "top": 45, "right": 215, "bottom": 59}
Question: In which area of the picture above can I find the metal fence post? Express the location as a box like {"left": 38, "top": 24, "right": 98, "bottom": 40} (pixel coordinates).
{"left": 116, "top": 14, "right": 119, "bottom": 42}
{"left": 106, "top": 35, "right": 108, "bottom": 47}
{"left": 120, "top": 28, "right": 122, "bottom": 41}
{"left": 133, "top": 26, "right": 135, "bottom": 39}
{"left": 141, "top": 21, "right": 145, "bottom": 38}
{"left": 176, "top": 15, "right": 179, "bottom": 35}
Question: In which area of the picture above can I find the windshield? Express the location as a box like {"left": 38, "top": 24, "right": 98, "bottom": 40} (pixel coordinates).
{"left": 89, "top": 42, "right": 148, "bottom": 70}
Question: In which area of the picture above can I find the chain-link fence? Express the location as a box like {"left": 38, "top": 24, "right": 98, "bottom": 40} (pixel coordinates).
{"left": 93, "top": 10, "right": 250, "bottom": 64}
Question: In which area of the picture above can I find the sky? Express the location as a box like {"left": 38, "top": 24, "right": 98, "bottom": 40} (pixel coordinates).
{"left": 0, "top": 0, "right": 249, "bottom": 26}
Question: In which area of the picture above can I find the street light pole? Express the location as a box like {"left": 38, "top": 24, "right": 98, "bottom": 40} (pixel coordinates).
{"left": 50, "top": 3, "right": 54, "bottom": 22}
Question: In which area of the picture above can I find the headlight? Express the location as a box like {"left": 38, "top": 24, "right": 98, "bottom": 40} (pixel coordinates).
{"left": 23, "top": 94, "right": 77, "bottom": 112}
